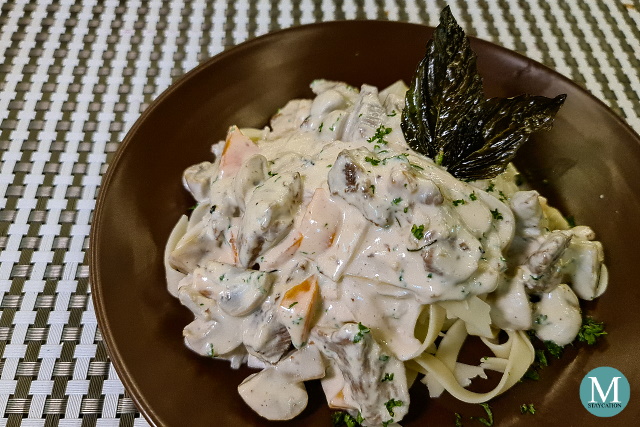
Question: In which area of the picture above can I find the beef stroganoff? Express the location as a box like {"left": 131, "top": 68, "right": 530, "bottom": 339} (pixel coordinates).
{"left": 164, "top": 78, "right": 607, "bottom": 425}
{"left": 164, "top": 8, "right": 608, "bottom": 426}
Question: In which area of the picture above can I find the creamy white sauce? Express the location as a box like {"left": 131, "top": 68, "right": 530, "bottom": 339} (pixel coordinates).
{"left": 165, "top": 80, "right": 608, "bottom": 425}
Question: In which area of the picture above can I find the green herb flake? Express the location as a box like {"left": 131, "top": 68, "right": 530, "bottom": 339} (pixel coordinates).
{"left": 565, "top": 215, "right": 577, "bottom": 227}
{"left": 381, "top": 373, "right": 394, "bottom": 382}
{"left": 382, "top": 420, "right": 393, "bottom": 427}
{"left": 318, "top": 122, "right": 324, "bottom": 132}
{"left": 523, "top": 367, "right": 540, "bottom": 381}
{"left": 364, "top": 156, "right": 381, "bottom": 166}
{"left": 331, "top": 411, "right": 363, "bottom": 427}
{"left": 208, "top": 344, "right": 216, "bottom": 358}
{"left": 385, "top": 399, "right": 404, "bottom": 417}
{"left": 577, "top": 317, "right": 607, "bottom": 345}
{"left": 490, "top": 209, "right": 503, "bottom": 220}
{"left": 387, "top": 110, "right": 397, "bottom": 117}
{"left": 367, "top": 124, "right": 393, "bottom": 145}
{"left": 544, "top": 340, "right": 564, "bottom": 358}
{"left": 392, "top": 197, "right": 403, "bottom": 205}
{"left": 535, "top": 349, "right": 548, "bottom": 367}
{"left": 453, "top": 199, "right": 466, "bottom": 206}
{"left": 469, "top": 192, "right": 477, "bottom": 201}
{"left": 370, "top": 184, "right": 376, "bottom": 194}
{"left": 268, "top": 171, "right": 278, "bottom": 177}
{"left": 411, "top": 224, "right": 425, "bottom": 240}
{"left": 455, "top": 412, "right": 463, "bottom": 427}
{"left": 520, "top": 403, "right": 536, "bottom": 415}
{"left": 470, "top": 403, "right": 494, "bottom": 427}
{"left": 218, "top": 274, "right": 225, "bottom": 281}
{"left": 187, "top": 204, "right": 198, "bottom": 211}
{"left": 288, "top": 302, "right": 298, "bottom": 309}
{"left": 353, "top": 322, "right": 371, "bottom": 343}
{"left": 379, "top": 354, "right": 390, "bottom": 362}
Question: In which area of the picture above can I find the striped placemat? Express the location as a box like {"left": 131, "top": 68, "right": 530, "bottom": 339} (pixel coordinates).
{"left": 0, "top": 0, "right": 638, "bottom": 425}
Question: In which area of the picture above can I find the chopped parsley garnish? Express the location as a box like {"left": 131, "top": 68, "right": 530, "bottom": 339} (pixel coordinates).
{"left": 498, "top": 190, "right": 508, "bottom": 202}
{"left": 387, "top": 110, "right": 397, "bottom": 117}
{"left": 435, "top": 151, "right": 444, "bottom": 165}
{"left": 381, "top": 373, "right": 394, "bottom": 382}
{"left": 208, "top": 343, "right": 216, "bottom": 358}
{"left": 385, "top": 399, "right": 403, "bottom": 417}
{"left": 470, "top": 403, "right": 493, "bottom": 426}
{"left": 382, "top": 420, "right": 393, "bottom": 427}
{"left": 409, "top": 162, "right": 424, "bottom": 170}
{"left": 268, "top": 171, "right": 278, "bottom": 177}
{"left": 565, "top": 215, "right": 576, "bottom": 227}
{"left": 370, "top": 184, "right": 376, "bottom": 194}
{"left": 288, "top": 302, "right": 298, "bottom": 309}
{"left": 520, "top": 403, "right": 536, "bottom": 415}
{"left": 379, "top": 354, "right": 390, "bottom": 362}
{"left": 577, "top": 317, "right": 607, "bottom": 345}
{"left": 486, "top": 182, "right": 495, "bottom": 192}
{"left": 364, "top": 156, "right": 381, "bottom": 166}
{"left": 455, "top": 413, "right": 463, "bottom": 427}
{"left": 367, "top": 124, "right": 392, "bottom": 145}
{"left": 453, "top": 199, "right": 466, "bottom": 206}
{"left": 392, "top": 197, "right": 403, "bottom": 205}
{"left": 187, "top": 204, "right": 198, "bottom": 211}
{"left": 544, "top": 340, "right": 564, "bottom": 358}
{"left": 469, "top": 192, "right": 477, "bottom": 201}
{"left": 218, "top": 274, "right": 225, "bottom": 281}
{"left": 331, "top": 411, "right": 363, "bottom": 427}
{"left": 535, "top": 349, "right": 548, "bottom": 367}
{"left": 523, "top": 367, "right": 540, "bottom": 381}
{"left": 411, "top": 224, "right": 425, "bottom": 240}
{"left": 318, "top": 122, "right": 324, "bottom": 132}
{"left": 352, "top": 322, "right": 371, "bottom": 343}
{"left": 490, "top": 209, "right": 503, "bottom": 220}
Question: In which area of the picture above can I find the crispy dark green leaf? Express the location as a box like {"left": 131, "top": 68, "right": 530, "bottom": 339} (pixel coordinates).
{"left": 446, "top": 94, "right": 566, "bottom": 179}
{"left": 401, "top": 6, "right": 566, "bottom": 180}
{"left": 402, "top": 6, "right": 484, "bottom": 162}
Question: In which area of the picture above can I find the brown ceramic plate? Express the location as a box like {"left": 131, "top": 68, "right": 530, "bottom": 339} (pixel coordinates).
{"left": 90, "top": 21, "right": 640, "bottom": 426}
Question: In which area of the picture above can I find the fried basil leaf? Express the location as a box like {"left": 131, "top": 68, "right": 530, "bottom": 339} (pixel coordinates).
{"left": 401, "top": 6, "right": 566, "bottom": 180}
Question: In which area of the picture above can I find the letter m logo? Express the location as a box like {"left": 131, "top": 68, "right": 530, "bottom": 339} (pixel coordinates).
{"left": 589, "top": 376, "right": 621, "bottom": 403}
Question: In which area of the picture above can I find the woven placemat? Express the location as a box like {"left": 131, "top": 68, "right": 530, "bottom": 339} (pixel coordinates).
{"left": 1, "top": 0, "right": 639, "bottom": 425}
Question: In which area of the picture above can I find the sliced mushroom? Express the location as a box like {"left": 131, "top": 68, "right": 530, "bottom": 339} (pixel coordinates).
{"left": 560, "top": 239, "right": 607, "bottom": 300}
{"left": 238, "top": 345, "right": 325, "bottom": 421}
{"left": 490, "top": 273, "right": 533, "bottom": 331}
{"left": 183, "top": 310, "right": 245, "bottom": 359}
{"left": 341, "top": 84, "right": 386, "bottom": 142}
{"left": 270, "top": 99, "right": 312, "bottom": 137}
{"left": 238, "top": 171, "right": 303, "bottom": 267}
{"left": 183, "top": 161, "right": 217, "bottom": 202}
{"left": 194, "top": 261, "right": 276, "bottom": 317}
{"left": 532, "top": 283, "right": 582, "bottom": 346}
